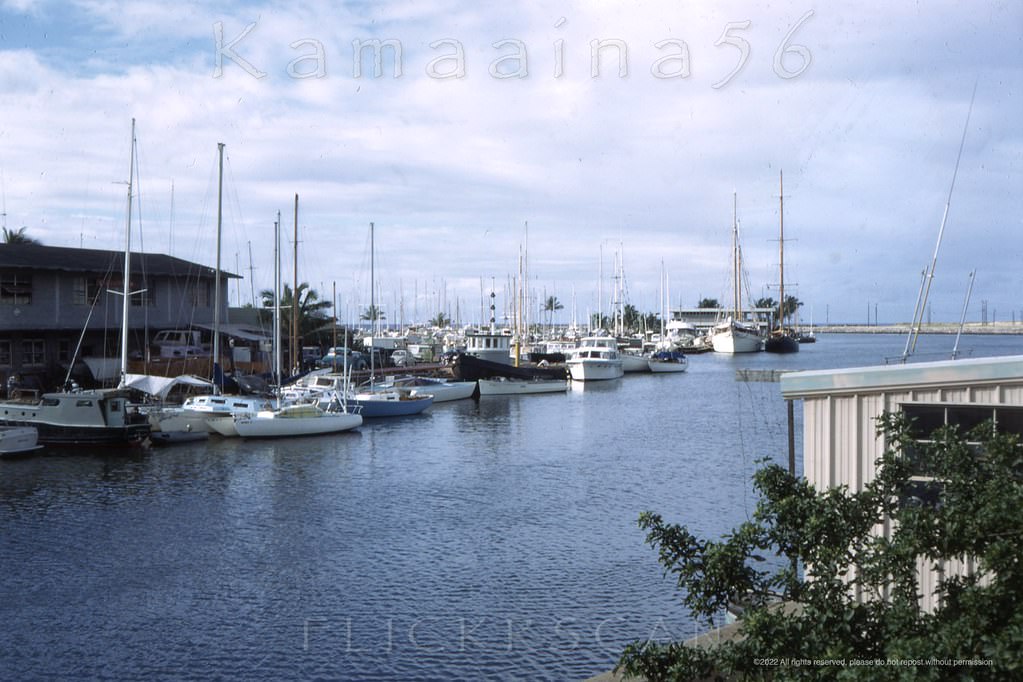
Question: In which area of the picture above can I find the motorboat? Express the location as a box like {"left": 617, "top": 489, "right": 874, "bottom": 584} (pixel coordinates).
{"left": 566, "top": 337, "right": 624, "bottom": 381}
{"left": 0, "top": 389, "right": 150, "bottom": 447}
{"left": 382, "top": 376, "right": 478, "bottom": 402}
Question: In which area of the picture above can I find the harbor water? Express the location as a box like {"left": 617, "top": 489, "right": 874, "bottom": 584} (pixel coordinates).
{"left": 1, "top": 334, "right": 1020, "bottom": 680}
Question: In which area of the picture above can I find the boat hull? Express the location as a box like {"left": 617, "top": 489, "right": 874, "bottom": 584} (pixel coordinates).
{"left": 452, "top": 353, "right": 567, "bottom": 382}
{"left": 620, "top": 352, "right": 651, "bottom": 373}
{"left": 0, "top": 426, "right": 42, "bottom": 456}
{"left": 764, "top": 334, "right": 800, "bottom": 354}
{"left": 567, "top": 360, "right": 624, "bottom": 381}
{"left": 647, "top": 352, "right": 688, "bottom": 373}
{"left": 351, "top": 395, "right": 434, "bottom": 418}
{"left": 234, "top": 412, "right": 363, "bottom": 438}
{"left": 711, "top": 325, "right": 763, "bottom": 354}
{"left": 477, "top": 378, "right": 569, "bottom": 395}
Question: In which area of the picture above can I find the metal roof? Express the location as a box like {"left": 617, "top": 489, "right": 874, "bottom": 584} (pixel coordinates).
{"left": 781, "top": 354, "right": 1023, "bottom": 398}
{"left": 0, "top": 243, "right": 240, "bottom": 279}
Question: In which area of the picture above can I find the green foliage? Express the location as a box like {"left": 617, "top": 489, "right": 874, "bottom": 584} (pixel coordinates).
{"left": 429, "top": 312, "right": 451, "bottom": 327}
{"left": 2, "top": 226, "right": 41, "bottom": 244}
{"left": 618, "top": 414, "right": 1023, "bottom": 680}
{"left": 259, "top": 282, "right": 333, "bottom": 341}
{"left": 698, "top": 298, "right": 720, "bottom": 309}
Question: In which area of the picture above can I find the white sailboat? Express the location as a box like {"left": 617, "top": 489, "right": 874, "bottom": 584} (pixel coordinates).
{"left": 711, "top": 193, "right": 763, "bottom": 354}
{"left": 647, "top": 263, "right": 688, "bottom": 373}
{"left": 232, "top": 210, "right": 362, "bottom": 438}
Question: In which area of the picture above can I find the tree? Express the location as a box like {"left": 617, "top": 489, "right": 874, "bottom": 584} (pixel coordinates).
{"left": 360, "top": 304, "right": 385, "bottom": 323}
{"left": 429, "top": 312, "right": 451, "bottom": 328}
{"left": 2, "top": 226, "right": 41, "bottom": 244}
{"left": 259, "top": 282, "right": 333, "bottom": 342}
{"left": 697, "top": 298, "right": 720, "bottom": 309}
{"left": 618, "top": 414, "right": 1023, "bottom": 680}
{"left": 544, "top": 295, "right": 564, "bottom": 328}
{"left": 783, "top": 295, "right": 803, "bottom": 319}
{"left": 754, "top": 296, "right": 777, "bottom": 311}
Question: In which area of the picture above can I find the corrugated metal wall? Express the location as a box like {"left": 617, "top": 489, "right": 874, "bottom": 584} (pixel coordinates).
{"left": 801, "top": 379, "right": 1023, "bottom": 613}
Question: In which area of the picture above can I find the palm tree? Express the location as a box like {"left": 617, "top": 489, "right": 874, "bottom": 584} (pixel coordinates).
{"left": 429, "top": 312, "right": 451, "bottom": 328}
{"left": 697, "top": 297, "right": 720, "bottom": 309}
{"left": 360, "top": 304, "right": 385, "bottom": 323}
{"left": 2, "top": 227, "right": 40, "bottom": 244}
{"left": 543, "top": 295, "right": 564, "bottom": 329}
{"left": 259, "top": 282, "right": 333, "bottom": 342}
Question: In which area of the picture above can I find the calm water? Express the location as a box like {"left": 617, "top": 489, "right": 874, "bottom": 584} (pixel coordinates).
{"left": 1, "top": 334, "right": 1020, "bottom": 681}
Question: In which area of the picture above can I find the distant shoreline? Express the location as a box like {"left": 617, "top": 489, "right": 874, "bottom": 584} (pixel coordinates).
{"left": 812, "top": 323, "right": 1023, "bottom": 335}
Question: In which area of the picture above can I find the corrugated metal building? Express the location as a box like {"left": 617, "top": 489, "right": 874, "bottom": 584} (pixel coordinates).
{"left": 780, "top": 354, "right": 1023, "bottom": 612}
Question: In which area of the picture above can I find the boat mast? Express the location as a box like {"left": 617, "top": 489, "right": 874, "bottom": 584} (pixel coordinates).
{"left": 292, "top": 193, "right": 299, "bottom": 374}
{"left": 274, "top": 212, "right": 282, "bottom": 407}
{"left": 903, "top": 82, "right": 977, "bottom": 361}
{"left": 213, "top": 142, "right": 224, "bottom": 393}
{"left": 374, "top": 222, "right": 378, "bottom": 384}
{"left": 118, "top": 118, "right": 137, "bottom": 389}
{"left": 732, "top": 192, "right": 740, "bottom": 321}
{"left": 778, "top": 170, "right": 785, "bottom": 331}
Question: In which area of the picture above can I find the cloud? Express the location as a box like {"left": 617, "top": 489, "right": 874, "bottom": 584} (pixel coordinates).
{"left": 0, "top": 1, "right": 1020, "bottom": 324}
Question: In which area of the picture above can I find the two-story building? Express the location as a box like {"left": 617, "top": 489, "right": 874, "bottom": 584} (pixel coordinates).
{"left": 0, "top": 243, "right": 237, "bottom": 389}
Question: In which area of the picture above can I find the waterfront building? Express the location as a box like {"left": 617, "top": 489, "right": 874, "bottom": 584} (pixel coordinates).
{"left": 781, "top": 354, "right": 1023, "bottom": 612}
{"left": 0, "top": 243, "right": 239, "bottom": 388}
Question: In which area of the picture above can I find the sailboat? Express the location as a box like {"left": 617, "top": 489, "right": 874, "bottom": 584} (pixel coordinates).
{"left": 647, "top": 263, "right": 688, "bottom": 372}
{"left": 349, "top": 222, "right": 433, "bottom": 417}
{"left": 0, "top": 120, "right": 151, "bottom": 447}
{"left": 711, "top": 193, "right": 763, "bottom": 354}
{"left": 232, "top": 208, "right": 362, "bottom": 437}
{"left": 150, "top": 143, "right": 265, "bottom": 438}
{"left": 765, "top": 170, "right": 800, "bottom": 354}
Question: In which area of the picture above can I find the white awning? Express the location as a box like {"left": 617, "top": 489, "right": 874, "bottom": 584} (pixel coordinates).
{"left": 123, "top": 373, "right": 214, "bottom": 399}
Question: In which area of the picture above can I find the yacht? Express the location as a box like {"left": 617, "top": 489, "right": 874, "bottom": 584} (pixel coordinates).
{"left": 566, "top": 336, "right": 624, "bottom": 381}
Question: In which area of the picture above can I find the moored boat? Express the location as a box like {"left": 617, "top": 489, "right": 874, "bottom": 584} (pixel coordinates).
{"left": 233, "top": 402, "right": 362, "bottom": 438}
{"left": 566, "top": 337, "right": 624, "bottom": 381}
{"left": 647, "top": 351, "right": 688, "bottom": 373}
{"left": 0, "top": 389, "right": 149, "bottom": 446}
{"left": 477, "top": 377, "right": 569, "bottom": 395}
{"left": 0, "top": 425, "right": 42, "bottom": 456}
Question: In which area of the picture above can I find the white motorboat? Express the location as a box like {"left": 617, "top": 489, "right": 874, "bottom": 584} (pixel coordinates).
{"left": 477, "top": 377, "right": 569, "bottom": 395}
{"left": 0, "top": 426, "right": 42, "bottom": 456}
{"left": 566, "top": 337, "right": 624, "bottom": 381}
{"left": 647, "top": 351, "right": 688, "bottom": 373}
{"left": 233, "top": 402, "right": 362, "bottom": 438}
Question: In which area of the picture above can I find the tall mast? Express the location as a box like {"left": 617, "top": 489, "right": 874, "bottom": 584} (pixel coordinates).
{"left": 778, "top": 170, "right": 785, "bottom": 330}
{"left": 732, "top": 192, "right": 739, "bottom": 319}
{"left": 274, "top": 212, "right": 282, "bottom": 406}
{"left": 369, "top": 221, "right": 375, "bottom": 379}
{"left": 213, "top": 142, "right": 224, "bottom": 393}
{"left": 118, "top": 118, "right": 137, "bottom": 389}
{"left": 292, "top": 193, "right": 299, "bottom": 374}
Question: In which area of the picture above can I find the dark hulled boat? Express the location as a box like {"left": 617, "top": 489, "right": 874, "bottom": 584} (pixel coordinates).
{"left": 450, "top": 353, "right": 567, "bottom": 382}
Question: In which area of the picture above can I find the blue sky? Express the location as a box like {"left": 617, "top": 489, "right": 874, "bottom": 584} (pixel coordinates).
{"left": 1, "top": 0, "right": 1020, "bottom": 326}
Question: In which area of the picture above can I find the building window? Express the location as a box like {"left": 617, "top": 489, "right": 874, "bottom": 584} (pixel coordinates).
{"left": 191, "top": 281, "right": 211, "bottom": 307}
{"left": 131, "top": 278, "right": 155, "bottom": 307}
{"left": 0, "top": 273, "right": 32, "bottom": 305}
{"left": 0, "top": 340, "right": 11, "bottom": 366}
{"left": 72, "top": 277, "right": 104, "bottom": 305}
{"left": 900, "top": 403, "right": 1023, "bottom": 506}
{"left": 21, "top": 339, "right": 45, "bottom": 366}
{"left": 58, "top": 339, "right": 72, "bottom": 363}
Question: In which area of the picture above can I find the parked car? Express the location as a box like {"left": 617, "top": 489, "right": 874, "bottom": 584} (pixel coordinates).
{"left": 318, "top": 347, "right": 367, "bottom": 371}
{"left": 390, "top": 349, "right": 411, "bottom": 367}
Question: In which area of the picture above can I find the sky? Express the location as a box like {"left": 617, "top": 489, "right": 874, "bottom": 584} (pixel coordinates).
{"left": 0, "top": 0, "right": 1020, "bottom": 327}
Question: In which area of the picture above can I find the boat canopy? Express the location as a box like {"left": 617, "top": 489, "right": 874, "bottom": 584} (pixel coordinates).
{"left": 123, "top": 374, "right": 214, "bottom": 400}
